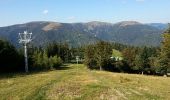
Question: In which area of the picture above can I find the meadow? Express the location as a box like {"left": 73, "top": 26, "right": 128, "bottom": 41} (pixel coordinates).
{"left": 0, "top": 64, "right": 170, "bottom": 100}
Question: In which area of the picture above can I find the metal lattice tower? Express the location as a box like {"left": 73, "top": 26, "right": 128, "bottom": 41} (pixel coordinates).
{"left": 19, "top": 31, "right": 32, "bottom": 73}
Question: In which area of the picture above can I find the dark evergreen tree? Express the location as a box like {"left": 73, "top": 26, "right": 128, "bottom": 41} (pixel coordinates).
{"left": 122, "top": 47, "right": 137, "bottom": 72}
{"left": 46, "top": 42, "right": 71, "bottom": 63}
{"left": 84, "top": 45, "right": 97, "bottom": 69}
{"left": 95, "top": 41, "right": 112, "bottom": 70}
{"left": 134, "top": 47, "right": 154, "bottom": 74}
{"left": 0, "top": 39, "right": 23, "bottom": 72}
{"left": 157, "top": 26, "right": 170, "bottom": 75}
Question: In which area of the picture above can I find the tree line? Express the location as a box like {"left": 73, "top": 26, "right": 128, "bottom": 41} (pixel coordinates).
{"left": 0, "top": 41, "right": 72, "bottom": 72}
{"left": 84, "top": 27, "right": 170, "bottom": 76}
{"left": 0, "top": 27, "right": 170, "bottom": 76}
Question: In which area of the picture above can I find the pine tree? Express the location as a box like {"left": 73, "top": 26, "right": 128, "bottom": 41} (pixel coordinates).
{"left": 158, "top": 26, "right": 170, "bottom": 75}
{"left": 95, "top": 41, "right": 112, "bottom": 71}
{"left": 0, "top": 39, "right": 22, "bottom": 72}
{"left": 134, "top": 47, "right": 150, "bottom": 74}
{"left": 122, "top": 47, "right": 136, "bottom": 71}
{"left": 84, "top": 44, "right": 96, "bottom": 69}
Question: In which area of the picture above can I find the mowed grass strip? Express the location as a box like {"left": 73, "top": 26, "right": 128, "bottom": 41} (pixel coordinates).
{"left": 0, "top": 71, "right": 61, "bottom": 99}
{"left": 0, "top": 64, "right": 170, "bottom": 100}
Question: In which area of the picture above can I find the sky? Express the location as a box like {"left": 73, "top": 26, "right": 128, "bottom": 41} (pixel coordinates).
{"left": 0, "top": 0, "right": 170, "bottom": 26}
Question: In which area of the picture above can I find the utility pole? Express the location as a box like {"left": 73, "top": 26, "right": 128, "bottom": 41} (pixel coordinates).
{"left": 76, "top": 34, "right": 81, "bottom": 65}
{"left": 76, "top": 56, "right": 79, "bottom": 65}
{"left": 19, "top": 31, "right": 32, "bottom": 73}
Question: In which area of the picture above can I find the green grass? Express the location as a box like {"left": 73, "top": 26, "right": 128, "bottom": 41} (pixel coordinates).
{"left": 0, "top": 64, "right": 170, "bottom": 100}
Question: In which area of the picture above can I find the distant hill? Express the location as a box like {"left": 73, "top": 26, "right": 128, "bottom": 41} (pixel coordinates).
{"left": 147, "top": 23, "right": 168, "bottom": 30}
{"left": 0, "top": 21, "right": 167, "bottom": 47}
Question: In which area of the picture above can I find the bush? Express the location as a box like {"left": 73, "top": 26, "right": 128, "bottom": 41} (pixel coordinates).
{"left": 32, "top": 51, "right": 63, "bottom": 70}
{"left": 49, "top": 55, "right": 63, "bottom": 69}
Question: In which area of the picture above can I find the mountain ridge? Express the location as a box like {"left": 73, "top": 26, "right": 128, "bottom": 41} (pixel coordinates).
{"left": 0, "top": 21, "right": 167, "bottom": 47}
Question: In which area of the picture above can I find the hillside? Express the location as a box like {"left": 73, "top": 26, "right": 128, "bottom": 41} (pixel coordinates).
{"left": 0, "top": 64, "right": 170, "bottom": 100}
{"left": 0, "top": 21, "right": 98, "bottom": 47}
{"left": 0, "top": 21, "right": 166, "bottom": 47}
{"left": 147, "top": 23, "right": 168, "bottom": 30}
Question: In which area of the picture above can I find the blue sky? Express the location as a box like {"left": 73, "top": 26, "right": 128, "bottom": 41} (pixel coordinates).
{"left": 0, "top": 0, "right": 170, "bottom": 26}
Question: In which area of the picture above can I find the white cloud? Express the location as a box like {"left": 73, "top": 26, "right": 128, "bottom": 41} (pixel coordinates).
{"left": 42, "top": 10, "right": 49, "bottom": 15}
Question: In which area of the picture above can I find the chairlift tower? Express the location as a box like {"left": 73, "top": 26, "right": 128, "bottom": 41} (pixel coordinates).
{"left": 19, "top": 31, "right": 32, "bottom": 73}
{"left": 76, "top": 56, "right": 80, "bottom": 65}
{"left": 76, "top": 34, "right": 81, "bottom": 64}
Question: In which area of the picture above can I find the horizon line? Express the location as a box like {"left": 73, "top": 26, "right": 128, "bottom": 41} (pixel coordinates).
{"left": 0, "top": 20, "right": 169, "bottom": 27}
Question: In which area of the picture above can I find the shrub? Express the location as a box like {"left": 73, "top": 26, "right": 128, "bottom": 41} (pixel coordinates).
{"left": 32, "top": 51, "right": 63, "bottom": 70}
{"left": 49, "top": 55, "right": 63, "bottom": 69}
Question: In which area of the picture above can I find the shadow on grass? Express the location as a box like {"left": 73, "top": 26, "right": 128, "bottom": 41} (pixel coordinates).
{"left": 0, "top": 72, "right": 29, "bottom": 79}
{"left": 0, "top": 64, "right": 71, "bottom": 79}
{"left": 54, "top": 64, "right": 71, "bottom": 70}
